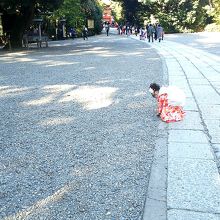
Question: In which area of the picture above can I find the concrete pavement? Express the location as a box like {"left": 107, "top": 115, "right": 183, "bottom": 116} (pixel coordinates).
{"left": 130, "top": 33, "right": 220, "bottom": 220}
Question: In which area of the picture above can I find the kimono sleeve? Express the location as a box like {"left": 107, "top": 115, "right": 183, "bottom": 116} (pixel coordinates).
{"left": 157, "top": 94, "right": 167, "bottom": 114}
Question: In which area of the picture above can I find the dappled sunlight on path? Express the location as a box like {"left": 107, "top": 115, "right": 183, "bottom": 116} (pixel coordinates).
{"left": 59, "top": 85, "right": 118, "bottom": 110}
{"left": 0, "top": 34, "right": 164, "bottom": 219}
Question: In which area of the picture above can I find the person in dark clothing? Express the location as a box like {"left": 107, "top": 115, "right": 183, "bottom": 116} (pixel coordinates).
{"left": 147, "top": 24, "right": 155, "bottom": 42}
{"left": 82, "top": 26, "right": 88, "bottom": 40}
{"left": 69, "top": 27, "right": 76, "bottom": 39}
{"left": 105, "top": 22, "right": 110, "bottom": 36}
{"left": 154, "top": 24, "right": 158, "bottom": 40}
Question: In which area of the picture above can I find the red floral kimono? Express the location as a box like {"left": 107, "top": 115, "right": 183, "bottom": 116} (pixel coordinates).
{"left": 157, "top": 93, "right": 185, "bottom": 123}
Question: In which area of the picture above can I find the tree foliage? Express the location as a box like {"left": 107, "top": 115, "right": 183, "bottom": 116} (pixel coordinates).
{"left": 54, "top": 0, "right": 103, "bottom": 36}
{"left": 115, "top": 0, "right": 140, "bottom": 24}
{"left": 54, "top": 0, "right": 84, "bottom": 30}
{"left": 151, "top": 0, "right": 210, "bottom": 32}
{"left": 1, "top": 0, "right": 219, "bottom": 49}
{"left": 0, "top": 0, "right": 63, "bottom": 48}
{"left": 210, "top": 0, "right": 220, "bottom": 24}
{"left": 114, "top": 0, "right": 219, "bottom": 32}
{"left": 79, "top": 0, "right": 103, "bottom": 34}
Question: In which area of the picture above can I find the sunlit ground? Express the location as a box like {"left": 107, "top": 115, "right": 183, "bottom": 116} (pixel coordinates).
{"left": 165, "top": 32, "right": 220, "bottom": 56}
{"left": 0, "top": 34, "right": 163, "bottom": 219}
{"left": 0, "top": 84, "right": 118, "bottom": 111}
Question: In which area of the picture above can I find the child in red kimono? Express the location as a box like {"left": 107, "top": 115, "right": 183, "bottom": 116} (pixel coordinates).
{"left": 149, "top": 83, "right": 185, "bottom": 123}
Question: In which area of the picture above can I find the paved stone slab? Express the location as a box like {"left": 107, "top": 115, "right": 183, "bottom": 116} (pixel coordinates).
{"left": 168, "top": 158, "right": 220, "bottom": 213}
{"left": 168, "top": 69, "right": 185, "bottom": 76}
{"left": 187, "top": 78, "right": 209, "bottom": 85}
{"left": 167, "top": 82, "right": 193, "bottom": 98}
{"left": 169, "top": 130, "right": 209, "bottom": 143}
{"left": 201, "top": 69, "right": 220, "bottom": 82}
{"left": 200, "top": 68, "right": 219, "bottom": 79}
{"left": 186, "top": 57, "right": 209, "bottom": 68}
{"left": 213, "top": 86, "right": 220, "bottom": 95}
{"left": 164, "top": 32, "right": 220, "bottom": 56}
{"left": 169, "top": 111, "right": 203, "bottom": 130}
{"left": 168, "top": 209, "right": 220, "bottom": 220}
{"left": 210, "top": 136, "right": 220, "bottom": 145}
{"left": 175, "top": 58, "right": 202, "bottom": 76}
{"left": 168, "top": 75, "right": 186, "bottom": 82}
{"left": 170, "top": 82, "right": 192, "bottom": 92}
{"left": 166, "top": 62, "right": 182, "bottom": 71}
{"left": 168, "top": 79, "right": 188, "bottom": 89}
{"left": 211, "top": 82, "right": 220, "bottom": 87}
{"left": 168, "top": 142, "right": 214, "bottom": 160}
{"left": 213, "top": 144, "right": 220, "bottom": 154}
{"left": 143, "top": 198, "right": 167, "bottom": 220}
{"left": 191, "top": 85, "right": 220, "bottom": 104}
{"left": 182, "top": 68, "right": 203, "bottom": 79}
{"left": 204, "top": 119, "right": 220, "bottom": 144}
{"left": 184, "top": 97, "right": 198, "bottom": 111}
{"left": 181, "top": 88, "right": 193, "bottom": 98}
{"left": 199, "top": 105, "right": 220, "bottom": 120}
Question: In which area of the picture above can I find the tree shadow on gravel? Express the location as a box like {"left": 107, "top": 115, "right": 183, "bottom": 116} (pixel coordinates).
{"left": 0, "top": 35, "right": 165, "bottom": 219}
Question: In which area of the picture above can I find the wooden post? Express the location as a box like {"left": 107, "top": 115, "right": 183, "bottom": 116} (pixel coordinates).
{"left": 8, "top": 34, "right": 11, "bottom": 51}
{"left": 38, "top": 23, "right": 42, "bottom": 47}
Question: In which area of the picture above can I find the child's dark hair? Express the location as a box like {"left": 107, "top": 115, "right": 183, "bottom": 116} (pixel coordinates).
{"left": 149, "top": 83, "right": 160, "bottom": 91}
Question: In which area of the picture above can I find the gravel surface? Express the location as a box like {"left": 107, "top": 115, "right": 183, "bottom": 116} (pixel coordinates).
{"left": 0, "top": 34, "right": 165, "bottom": 219}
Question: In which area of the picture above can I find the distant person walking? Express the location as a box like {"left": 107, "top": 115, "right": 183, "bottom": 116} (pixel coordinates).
{"left": 147, "top": 24, "right": 155, "bottom": 42}
{"left": 154, "top": 24, "right": 158, "bottom": 40}
{"left": 135, "top": 26, "right": 138, "bottom": 36}
{"left": 156, "top": 24, "right": 164, "bottom": 42}
{"left": 105, "top": 22, "right": 110, "bottom": 36}
{"left": 82, "top": 26, "right": 88, "bottom": 40}
{"left": 139, "top": 27, "right": 146, "bottom": 40}
{"left": 117, "top": 25, "right": 121, "bottom": 34}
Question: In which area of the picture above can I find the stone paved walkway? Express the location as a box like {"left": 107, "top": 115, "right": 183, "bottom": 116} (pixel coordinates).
{"left": 131, "top": 33, "right": 220, "bottom": 220}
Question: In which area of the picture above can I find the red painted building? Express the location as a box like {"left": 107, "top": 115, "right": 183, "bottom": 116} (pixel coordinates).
{"left": 103, "top": 3, "right": 113, "bottom": 24}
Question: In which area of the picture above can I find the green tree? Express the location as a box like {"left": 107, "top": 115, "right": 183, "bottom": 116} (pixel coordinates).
{"left": 115, "top": 0, "right": 140, "bottom": 24}
{"left": 115, "top": 0, "right": 214, "bottom": 32}
{"left": 0, "top": 0, "right": 63, "bottom": 48}
{"left": 140, "top": 0, "right": 210, "bottom": 32}
{"left": 211, "top": 0, "right": 220, "bottom": 24}
{"left": 55, "top": 0, "right": 103, "bottom": 36}
{"left": 81, "top": 0, "right": 103, "bottom": 34}
{"left": 110, "top": 1, "right": 123, "bottom": 23}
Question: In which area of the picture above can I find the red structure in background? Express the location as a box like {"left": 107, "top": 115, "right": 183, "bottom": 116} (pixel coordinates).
{"left": 103, "top": 14, "right": 112, "bottom": 23}
{"left": 103, "top": 5, "right": 114, "bottom": 24}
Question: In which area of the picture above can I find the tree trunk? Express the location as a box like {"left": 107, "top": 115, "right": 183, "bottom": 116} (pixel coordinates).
{"left": 2, "top": 3, "right": 35, "bottom": 49}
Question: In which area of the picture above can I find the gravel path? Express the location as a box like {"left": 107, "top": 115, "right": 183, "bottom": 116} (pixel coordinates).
{"left": 0, "top": 34, "right": 165, "bottom": 219}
